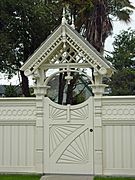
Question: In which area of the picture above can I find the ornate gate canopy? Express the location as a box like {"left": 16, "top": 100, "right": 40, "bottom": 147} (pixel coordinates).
{"left": 21, "top": 10, "right": 114, "bottom": 97}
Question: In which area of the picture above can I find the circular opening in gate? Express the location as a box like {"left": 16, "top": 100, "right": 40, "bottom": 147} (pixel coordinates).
{"left": 47, "top": 71, "right": 93, "bottom": 105}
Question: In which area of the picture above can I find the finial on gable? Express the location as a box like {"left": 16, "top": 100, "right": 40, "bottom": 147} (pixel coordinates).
{"left": 62, "top": 7, "right": 67, "bottom": 49}
{"left": 62, "top": 7, "right": 67, "bottom": 25}
{"left": 71, "top": 15, "right": 75, "bottom": 29}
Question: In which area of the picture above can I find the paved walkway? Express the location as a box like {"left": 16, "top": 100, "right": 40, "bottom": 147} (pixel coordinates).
{"left": 41, "top": 175, "right": 94, "bottom": 180}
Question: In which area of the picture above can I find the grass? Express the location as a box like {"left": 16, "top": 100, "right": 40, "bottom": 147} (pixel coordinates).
{"left": 0, "top": 175, "right": 135, "bottom": 180}
{"left": 0, "top": 174, "right": 41, "bottom": 180}
{"left": 94, "top": 176, "right": 135, "bottom": 180}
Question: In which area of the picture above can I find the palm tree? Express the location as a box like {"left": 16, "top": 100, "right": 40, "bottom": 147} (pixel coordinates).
{"left": 61, "top": 0, "right": 134, "bottom": 53}
{"left": 57, "top": 0, "right": 134, "bottom": 103}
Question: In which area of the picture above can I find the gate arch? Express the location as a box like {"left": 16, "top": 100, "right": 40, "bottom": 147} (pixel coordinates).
{"left": 44, "top": 69, "right": 94, "bottom": 105}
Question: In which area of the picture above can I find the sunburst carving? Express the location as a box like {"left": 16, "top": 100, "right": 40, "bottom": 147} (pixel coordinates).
{"left": 49, "top": 125, "right": 82, "bottom": 156}
{"left": 57, "top": 129, "right": 89, "bottom": 164}
{"left": 71, "top": 105, "right": 88, "bottom": 120}
{"left": 49, "top": 105, "right": 67, "bottom": 120}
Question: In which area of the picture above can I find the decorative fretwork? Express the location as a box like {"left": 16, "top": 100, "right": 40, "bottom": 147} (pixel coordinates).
{"left": 66, "top": 34, "right": 102, "bottom": 71}
{"left": 48, "top": 44, "right": 88, "bottom": 66}
{"left": 28, "top": 35, "right": 62, "bottom": 74}
{"left": 27, "top": 32, "right": 104, "bottom": 75}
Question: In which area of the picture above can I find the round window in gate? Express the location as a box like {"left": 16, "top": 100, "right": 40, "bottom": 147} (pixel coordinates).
{"left": 46, "top": 71, "right": 93, "bottom": 105}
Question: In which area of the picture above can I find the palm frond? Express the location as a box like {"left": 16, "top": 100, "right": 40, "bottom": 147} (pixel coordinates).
{"left": 116, "top": 9, "right": 131, "bottom": 22}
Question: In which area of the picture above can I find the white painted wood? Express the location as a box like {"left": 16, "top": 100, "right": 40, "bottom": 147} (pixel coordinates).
{"left": 11, "top": 126, "right": 19, "bottom": 166}
{"left": 0, "top": 125, "right": 35, "bottom": 172}
{"left": 18, "top": 16, "right": 114, "bottom": 175}
{"left": 0, "top": 98, "right": 36, "bottom": 173}
{"left": 104, "top": 169, "right": 135, "bottom": 176}
{"left": 0, "top": 96, "right": 135, "bottom": 175}
{"left": 0, "top": 126, "right": 3, "bottom": 165}
{"left": 123, "top": 126, "right": 131, "bottom": 168}
{"left": 131, "top": 126, "right": 135, "bottom": 168}
{"left": 20, "top": 22, "right": 114, "bottom": 77}
{"left": 103, "top": 125, "right": 135, "bottom": 175}
{"left": 103, "top": 126, "right": 113, "bottom": 169}
{"left": 4, "top": 126, "right": 11, "bottom": 166}
{"left": 102, "top": 96, "right": 135, "bottom": 175}
{"left": 113, "top": 126, "right": 122, "bottom": 168}
{"left": 44, "top": 97, "right": 94, "bottom": 174}
{"left": 27, "top": 126, "right": 35, "bottom": 166}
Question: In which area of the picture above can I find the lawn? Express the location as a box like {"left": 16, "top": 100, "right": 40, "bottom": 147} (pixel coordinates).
{"left": 0, "top": 174, "right": 41, "bottom": 180}
{"left": 94, "top": 176, "right": 135, "bottom": 180}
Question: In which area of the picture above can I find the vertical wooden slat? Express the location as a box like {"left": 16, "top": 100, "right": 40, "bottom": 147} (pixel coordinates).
{"left": 3, "top": 126, "right": 11, "bottom": 166}
{"left": 105, "top": 126, "right": 114, "bottom": 168}
{"left": 27, "top": 126, "right": 35, "bottom": 166}
{"left": 114, "top": 126, "right": 122, "bottom": 168}
{"left": 0, "top": 126, "right": 3, "bottom": 165}
{"left": 123, "top": 126, "right": 131, "bottom": 168}
{"left": 131, "top": 126, "right": 135, "bottom": 168}
{"left": 11, "top": 126, "right": 19, "bottom": 166}
{"left": 19, "top": 126, "right": 26, "bottom": 166}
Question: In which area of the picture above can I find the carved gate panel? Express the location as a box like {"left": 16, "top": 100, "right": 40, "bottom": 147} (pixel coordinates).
{"left": 44, "top": 97, "right": 94, "bottom": 174}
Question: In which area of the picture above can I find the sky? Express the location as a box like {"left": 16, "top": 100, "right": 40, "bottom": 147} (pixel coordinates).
{"left": 0, "top": 0, "right": 135, "bottom": 85}
{"left": 105, "top": 0, "right": 135, "bottom": 52}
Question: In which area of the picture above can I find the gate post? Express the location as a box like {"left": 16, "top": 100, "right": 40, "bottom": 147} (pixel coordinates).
{"left": 93, "top": 96, "right": 103, "bottom": 174}
{"left": 91, "top": 72, "right": 107, "bottom": 175}
{"left": 34, "top": 86, "right": 46, "bottom": 173}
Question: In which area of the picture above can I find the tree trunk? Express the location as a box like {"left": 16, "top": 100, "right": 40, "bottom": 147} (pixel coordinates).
{"left": 58, "top": 72, "right": 66, "bottom": 104}
{"left": 66, "top": 83, "right": 73, "bottom": 105}
{"left": 66, "top": 73, "right": 79, "bottom": 105}
{"left": 20, "top": 70, "right": 30, "bottom": 97}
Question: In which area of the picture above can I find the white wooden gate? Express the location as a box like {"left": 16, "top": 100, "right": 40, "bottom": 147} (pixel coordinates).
{"left": 43, "top": 97, "right": 94, "bottom": 174}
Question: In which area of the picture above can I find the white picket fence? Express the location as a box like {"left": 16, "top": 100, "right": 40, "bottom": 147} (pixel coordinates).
{"left": 0, "top": 96, "right": 135, "bottom": 175}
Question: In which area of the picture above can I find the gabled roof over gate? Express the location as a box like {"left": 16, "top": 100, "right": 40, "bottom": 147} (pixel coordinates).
{"left": 21, "top": 16, "right": 114, "bottom": 77}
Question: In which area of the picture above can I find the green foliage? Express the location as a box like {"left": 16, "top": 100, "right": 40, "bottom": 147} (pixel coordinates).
{"left": 60, "top": 0, "right": 134, "bottom": 52}
{"left": 94, "top": 176, "right": 135, "bottom": 180}
{"left": 106, "top": 29, "right": 135, "bottom": 95}
{"left": 109, "top": 69, "right": 135, "bottom": 95}
{"left": 4, "top": 84, "right": 22, "bottom": 97}
{"left": 73, "top": 91, "right": 86, "bottom": 104}
{"left": 0, "top": 174, "right": 41, "bottom": 180}
{"left": 0, "top": 0, "right": 134, "bottom": 97}
{"left": 108, "top": 0, "right": 135, "bottom": 22}
{"left": 0, "top": 0, "right": 62, "bottom": 96}
{"left": 29, "top": 87, "right": 36, "bottom": 97}
{"left": 107, "top": 29, "right": 135, "bottom": 70}
{"left": 0, "top": 0, "right": 62, "bottom": 76}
